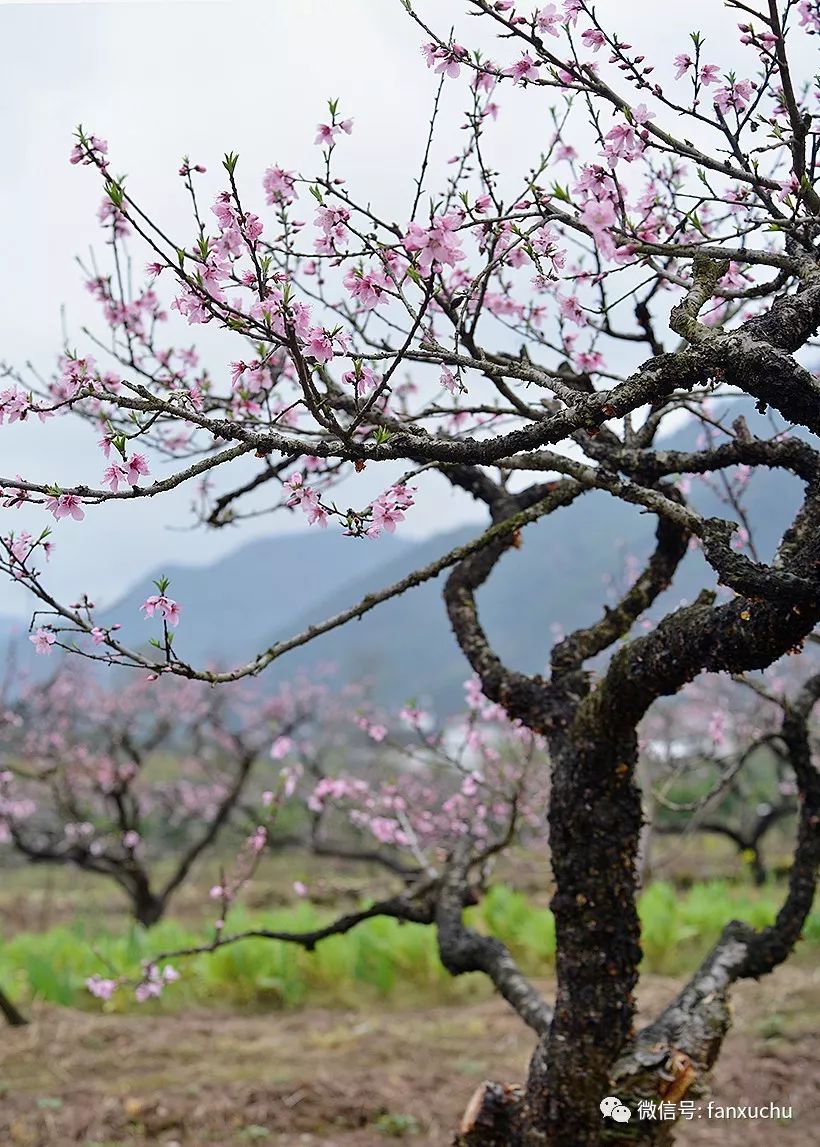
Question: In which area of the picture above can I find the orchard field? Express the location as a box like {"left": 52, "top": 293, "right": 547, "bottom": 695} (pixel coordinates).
{"left": 1, "top": 844, "right": 818, "bottom": 1146}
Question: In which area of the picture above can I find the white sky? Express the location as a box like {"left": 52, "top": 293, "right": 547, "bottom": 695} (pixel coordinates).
{"left": 0, "top": 0, "right": 797, "bottom": 615}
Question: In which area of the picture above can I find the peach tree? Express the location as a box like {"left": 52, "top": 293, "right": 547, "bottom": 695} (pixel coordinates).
{"left": 1, "top": 1, "right": 819, "bottom": 1142}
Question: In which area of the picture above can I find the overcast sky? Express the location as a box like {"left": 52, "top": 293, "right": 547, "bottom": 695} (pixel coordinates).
{"left": 0, "top": 0, "right": 796, "bottom": 617}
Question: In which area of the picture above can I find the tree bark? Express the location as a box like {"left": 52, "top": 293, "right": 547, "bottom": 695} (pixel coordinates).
{"left": 456, "top": 1081, "right": 526, "bottom": 1146}
{"left": 524, "top": 728, "right": 644, "bottom": 1146}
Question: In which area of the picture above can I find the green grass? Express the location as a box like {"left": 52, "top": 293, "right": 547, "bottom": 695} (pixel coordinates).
{"left": 1, "top": 880, "right": 816, "bottom": 1014}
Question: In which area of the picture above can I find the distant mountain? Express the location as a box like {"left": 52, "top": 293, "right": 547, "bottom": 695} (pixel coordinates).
{"left": 239, "top": 404, "right": 805, "bottom": 709}
{"left": 0, "top": 403, "right": 807, "bottom": 711}
{"left": 97, "top": 529, "right": 410, "bottom": 669}
{"left": 257, "top": 492, "right": 650, "bottom": 710}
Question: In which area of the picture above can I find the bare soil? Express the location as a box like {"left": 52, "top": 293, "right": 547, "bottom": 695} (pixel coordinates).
{"left": 0, "top": 962, "right": 817, "bottom": 1146}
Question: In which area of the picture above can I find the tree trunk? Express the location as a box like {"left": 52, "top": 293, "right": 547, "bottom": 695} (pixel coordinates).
{"left": 453, "top": 732, "right": 710, "bottom": 1147}
{"left": 131, "top": 880, "right": 166, "bottom": 928}
{"left": 0, "top": 985, "right": 27, "bottom": 1027}
{"left": 521, "top": 726, "right": 643, "bottom": 1145}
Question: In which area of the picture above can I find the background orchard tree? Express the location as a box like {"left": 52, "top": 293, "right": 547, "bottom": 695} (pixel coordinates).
{"left": 642, "top": 672, "right": 807, "bottom": 886}
{"left": 1, "top": 0, "right": 820, "bottom": 1143}
{"left": 0, "top": 662, "right": 549, "bottom": 923}
{"left": 0, "top": 668, "right": 314, "bottom": 926}
{"left": 116, "top": 678, "right": 552, "bottom": 1006}
{"left": 249, "top": 675, "right": 551, "bottom": 883}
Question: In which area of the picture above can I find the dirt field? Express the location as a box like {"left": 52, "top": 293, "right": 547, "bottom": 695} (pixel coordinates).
{"left": 0, "top": 961, "right": 817, "bottom": 1146}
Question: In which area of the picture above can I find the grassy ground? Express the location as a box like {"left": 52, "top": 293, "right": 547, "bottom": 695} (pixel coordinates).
{"left": 1, "top": 843, "right": 817, "bottom": 1144}
{"left": 0, "top": 958, "right": 817, "bottom": 1145}
{"left": 2, "top": 878, "right": 817, "bottom": 1013}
